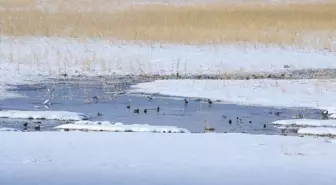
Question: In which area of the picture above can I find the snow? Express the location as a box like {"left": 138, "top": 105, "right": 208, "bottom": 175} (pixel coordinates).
{"left": 74, "top": 120, "right": 117, "bottom": 125}
{"left": 0, "top": 110, "right": 89, "bottom": 121}
{"left": 272, "top": 119, "right": 336, "bottom": 127}
{"left": 130, "top": 79, "right": 336, "bottom": 113}
{"left": 1, "top": 36, "right": 336, "bottom": 99}
{"left": 0, "top": 132, "right": 335, "bottom": 185}
{"left": 298, "top": 127, "right": 336, "bottom": 136}
{"left": 0, "top": 127, "right": 20, "bottom": 132}
{"left": 56, "top": 121, "right": 190, "bottom": 133}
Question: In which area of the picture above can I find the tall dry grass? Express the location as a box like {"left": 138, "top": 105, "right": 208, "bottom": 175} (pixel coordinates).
{"left": 1, "top": 1, "right": 336, "bottom": 49}
{"left": 0, "top": 0, "right": 35, "bottom": 8}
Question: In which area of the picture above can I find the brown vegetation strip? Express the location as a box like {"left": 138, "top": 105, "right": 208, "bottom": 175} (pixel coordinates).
{"left": 1, "top": 2, "right": 336, "bottom": 49}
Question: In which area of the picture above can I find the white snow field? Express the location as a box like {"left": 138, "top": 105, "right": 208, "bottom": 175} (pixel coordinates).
{"left": 272, "top": 119, "right": 336, "bottom": 127}
{"left": 0, "top": 110, "right": 89, "bottom": 121}
{"left": 0, "top": 132, "right": 335, "bottom": 185}
{"left": 298, "top": 127, "right": 336, "bottom": 136}
{"left": 1, "top": 36, "right": 336, "bottom": 99}
{"left": 56, "top": 121, "right": 190, "bottom": 133}
{"left": 130, "top": 79, "right": 336, "bottom": 112}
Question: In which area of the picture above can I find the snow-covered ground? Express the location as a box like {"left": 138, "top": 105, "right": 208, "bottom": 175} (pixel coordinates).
{"left": 0, "top": 132, "right": 335, "bottom": 185}
{"left": 298, "top": 127, "right": 336, "bottom": 136}
{"left": 56, "top": 121, "right": 190, "bottom": 133}
{"left": 273, "top": 119, "right": 336, "bottom": 136}
{"left": 130, "top": 79, "right": 336, "bottom": 112}
{"left": 272, "top": 119, "right": 336, "bottom": 127}
{"left": 0, "top": 127, "right": 19, "bottom": 132}
{"left": 0, "top": 110, "right": 89, "bottom": 121}
{"left": 1, "top": 36, "right": 336, "bottom": 99}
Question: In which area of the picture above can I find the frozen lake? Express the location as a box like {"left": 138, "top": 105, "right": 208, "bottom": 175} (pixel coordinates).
{"left": 0, "top": 76, "right": 323, "bottom": 134}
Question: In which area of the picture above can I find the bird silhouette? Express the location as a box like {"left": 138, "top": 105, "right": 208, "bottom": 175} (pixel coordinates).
{"left": 133, "top": 109, "right": 140, "bottom": 114}
{"left": 34, "top": 125, "right": 41, "bottom": 131}
{"left": 92, "top": 96, "right": 99, "bottom": 103}
{"left": 208, "top": 99, "right": 213, "bottom": 105}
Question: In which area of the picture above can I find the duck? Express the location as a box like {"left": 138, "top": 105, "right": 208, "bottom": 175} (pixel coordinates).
{"left": 322, "top": 110, "right": 329, "bottom": 119}
{"left": 208, "top": 99, "right": 213, "bottom": 105}
{"left": 92, "top": 96, "right": 99, "bottom": 103}
{"left": 34, "top": 124, "right": 41, "bottom": 131}
{"left": 133, "top": 109, "right": 140, "bottom": 114}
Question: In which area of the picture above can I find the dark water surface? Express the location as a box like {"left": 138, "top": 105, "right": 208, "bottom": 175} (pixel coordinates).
{"left": 0, "top": 76, "right": 323, "bottom": 134}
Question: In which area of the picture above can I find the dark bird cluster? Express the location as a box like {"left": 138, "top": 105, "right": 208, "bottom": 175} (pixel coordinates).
{"left": 23, "top": 122, "right": 28, "bottom": 131}
{"left": 147, "top": 96, "right": 153, "bottom": 101}
{"left": 22, "top": 122, "right": 41, "bottom": 131}
{"left": 133, "top": 109, "right": 140, "bottom": 114}
{"left": 224, "top": 116, "right": 252, "bottom": 126}
{"left": 92, "top": 96, "right": 99, "bottom": 103}
{"left": 34, "top": 124, "right": 41, "bottom": 131}
{"left": 208, "top": 99, "right": 213, "bottom": 105}
{"left": 129, "top": 105, "right": 160, "bottom": 115}
{"left": 322, "top": 110, "right": 329, "bottom": 119}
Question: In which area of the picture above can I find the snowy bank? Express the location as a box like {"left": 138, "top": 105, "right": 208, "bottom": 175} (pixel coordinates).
{"left": 130, "top": 79, "right": 336, "bottom": 113}
{"left": 0, "top": 110, "right": 89, "bottom": 121}
{"left": 55, "top": 122, "right": 190, "bottom": 133}
{"left": 0, "top": 127, "right": 20, "bottom": 132}
{"left": 0, "top": 132, "right": 336, "bottom": 185}
{"left": 298, "top": 127, "right": 336, "bottom": 137}
{"left": 272, "top": 119, "right": 336, "bottom": 127}
{"left": 74, "top": 120, "right": 119, "bottom": 125}
{"left": 1, "top": 36, "right": 336, "bottom": 99}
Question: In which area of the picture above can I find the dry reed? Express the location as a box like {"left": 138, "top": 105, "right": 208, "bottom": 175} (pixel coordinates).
{"left": 1, "top": 1, "right": 336, "bottom": 49}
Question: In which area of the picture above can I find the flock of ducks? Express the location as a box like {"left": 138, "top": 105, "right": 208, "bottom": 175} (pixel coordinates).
{"left": 22, "top": 121, "right": 41, "bottom": 131}
{"left": 119, "top": 96, "right": 268, "bottom": 133}
{"left": 33, "top": 85, "right": 273, "bottom": 133}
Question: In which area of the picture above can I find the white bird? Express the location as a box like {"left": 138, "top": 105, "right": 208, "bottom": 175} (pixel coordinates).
{"left": 47, "top": 86, "right": 55, "bottom": 94}
{"left": 43, "top": 99, "right": 51, "bottom": 105}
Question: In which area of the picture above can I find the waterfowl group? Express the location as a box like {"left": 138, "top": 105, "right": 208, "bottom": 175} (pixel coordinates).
{"left": 22, "top": 122, "right": 41, "bottom": 131}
